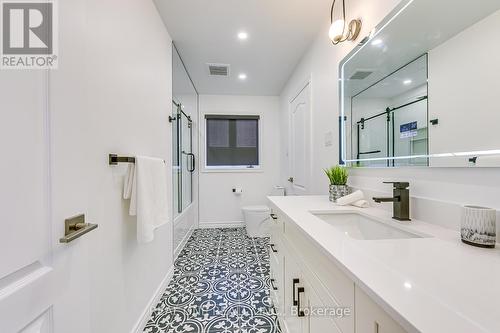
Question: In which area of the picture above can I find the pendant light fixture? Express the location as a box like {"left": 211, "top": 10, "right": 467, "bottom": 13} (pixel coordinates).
{"left": 329, "top": 0, "right": 362, "bottom": 45}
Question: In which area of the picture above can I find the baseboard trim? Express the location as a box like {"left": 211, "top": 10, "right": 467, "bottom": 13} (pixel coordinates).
{"left": 198, "top": 221, "right": 245, "bottom": 229}
{"left": 132, "top": 266, "right": 174, "bottom": 333}
{"left": 174, "top": 225, "right": 195, "bottom": 258}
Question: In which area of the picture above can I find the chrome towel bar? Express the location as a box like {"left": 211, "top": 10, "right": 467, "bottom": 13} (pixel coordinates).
{"left": 109, "top": 153, "right": 135, "bottom": 165}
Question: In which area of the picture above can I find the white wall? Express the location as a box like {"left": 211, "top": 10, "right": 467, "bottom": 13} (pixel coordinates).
{"left": 50, "top": 0, "right": 174, "bottom": 332}
{"left": 279, "top": 0, "right": 500, "bottom": 232}
{"left": 199, "top": 95, "right": 281, "bottom": 226}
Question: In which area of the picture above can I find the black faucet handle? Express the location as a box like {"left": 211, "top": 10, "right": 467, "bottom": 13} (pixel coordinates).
{"left": 383, "top": 181, "right": 409, "bottom": 189}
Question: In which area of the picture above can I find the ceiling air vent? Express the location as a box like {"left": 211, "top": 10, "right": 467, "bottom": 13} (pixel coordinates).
{"left": 207, "top": 63, "right": 230, "bottom": 77}
{"left": 350, "top": 70, "right": 373, "bottom": 80}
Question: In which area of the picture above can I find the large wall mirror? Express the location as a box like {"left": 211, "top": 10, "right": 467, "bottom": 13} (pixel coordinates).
{"left": 339, "top": 0, "right": 500, "bottom": 167}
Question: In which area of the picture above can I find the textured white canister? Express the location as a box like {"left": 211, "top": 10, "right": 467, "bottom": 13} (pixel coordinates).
{"left": 461, "top": 205, "right": 496, "bottom": 248}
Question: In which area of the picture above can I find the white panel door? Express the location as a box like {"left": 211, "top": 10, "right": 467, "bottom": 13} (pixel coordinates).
{"left": 0, "top": 46, "right": 92, "bottom": 333}
{"left": 0, "top": 70, "right": 57, "bottom": 332}
{"left": 289, "top": 82, "right": 311, "bottom": 195}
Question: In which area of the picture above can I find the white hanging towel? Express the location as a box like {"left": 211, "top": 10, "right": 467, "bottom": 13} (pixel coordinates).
{"left": 126, "top": 156, "right": 169, "bottom": 243}
{"left": 123, "top": 164, "right": 135, "bottom": 200}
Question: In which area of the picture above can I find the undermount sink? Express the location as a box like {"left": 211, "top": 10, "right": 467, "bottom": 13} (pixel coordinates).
{"left": 311, "top": 212, "right": 427, "bottom": 240}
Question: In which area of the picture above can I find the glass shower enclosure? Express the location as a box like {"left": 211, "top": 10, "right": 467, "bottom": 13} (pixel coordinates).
{"left": 355, "top": 97, "right": 428, "bottom": 167}
{"left": 350, "top": 54, "right": 429, "bottom": 167}
{"left": 172, "top": 101, "right": 194, "bottom": 217}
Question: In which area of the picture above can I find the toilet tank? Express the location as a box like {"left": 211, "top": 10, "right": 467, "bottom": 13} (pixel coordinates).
{"left": 270, "top": 185, "right": 285, "bottom": 196}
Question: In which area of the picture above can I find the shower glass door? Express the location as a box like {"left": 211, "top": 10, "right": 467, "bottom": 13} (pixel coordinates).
{"left": 391, "top": 99, "right": 428, "bottom": 167}
{"left": 173, "top": 101, "right": 194, "bottom": 217}
{"left": 181, "top": 110, "right": 193, "bottom": 210}
{"left": 356, "top": 114, "right": 390, "bottom": 167}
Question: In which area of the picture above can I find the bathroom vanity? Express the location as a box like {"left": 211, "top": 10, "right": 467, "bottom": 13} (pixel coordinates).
{"left": 268, "top": 195, "right": 500, "bottom": 333}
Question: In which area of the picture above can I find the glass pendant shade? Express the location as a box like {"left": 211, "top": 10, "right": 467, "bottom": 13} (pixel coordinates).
{"left": 329, "top": 19, "right": 345, "bottom": 42}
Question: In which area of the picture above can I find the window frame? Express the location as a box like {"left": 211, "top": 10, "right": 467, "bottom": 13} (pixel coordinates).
{"left": 203, "top": 114, "right": 263, "bottom": 172}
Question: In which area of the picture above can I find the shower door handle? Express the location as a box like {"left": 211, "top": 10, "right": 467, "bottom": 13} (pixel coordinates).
{"left": 187, "top": 153, "right": 195, "bottom": 173}
{"left": 183, "top": 151, "right": 195, "bottom": 173}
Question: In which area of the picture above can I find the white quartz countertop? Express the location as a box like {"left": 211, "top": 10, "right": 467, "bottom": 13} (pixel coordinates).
{"left": 267, "top": 195, "right": 500, "bottom": 333}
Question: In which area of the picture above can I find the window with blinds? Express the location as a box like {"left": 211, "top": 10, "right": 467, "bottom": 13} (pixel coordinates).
{"left": 205, "top": 115, "right": 260, "bottom": 168}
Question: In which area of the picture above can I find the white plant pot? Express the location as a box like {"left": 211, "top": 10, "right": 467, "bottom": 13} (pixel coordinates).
{"left": 461, "top": 205, "right": 496, "bottom": 248}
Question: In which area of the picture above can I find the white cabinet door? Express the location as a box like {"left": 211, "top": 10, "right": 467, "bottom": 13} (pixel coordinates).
{"left": 303, "top": 279, "right": 342, "bottom": 333}
{"left": 355, "top": 286, "right": 407, "bottom": 333}
{"left": 282, "top": 246, "right": 308, "bottom": 333}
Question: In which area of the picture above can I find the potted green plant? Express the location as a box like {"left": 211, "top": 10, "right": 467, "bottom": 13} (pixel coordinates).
{"left": 324, "top": 165, "right": 350, "bottom": 202}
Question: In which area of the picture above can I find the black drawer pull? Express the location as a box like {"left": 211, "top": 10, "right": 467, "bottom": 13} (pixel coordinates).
{"left": 292, "top": 278, "right": 300, "bottom": 306}
{"left": 269, "top": 244, "right": 278, "bottom": 253}
{"left": 270, "top": 278, "right": 278, "bottom": 291}
{"left": 270, "top": 213, "right": 278, "bottom": 220}
{"left": 297, "top": 287, "right": 305, "bottom": 317}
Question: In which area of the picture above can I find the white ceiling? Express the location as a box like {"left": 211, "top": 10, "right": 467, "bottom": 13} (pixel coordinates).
{"left": 154, "top": 0, "right": 332, "bottom": 96}
{"left": 357, "top": 55, "right": 427, "bottom": 99}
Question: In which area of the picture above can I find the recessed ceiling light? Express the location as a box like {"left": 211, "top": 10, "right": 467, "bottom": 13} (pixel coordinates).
{"left": 238, "top": 73, "right": 247, "bottom": 80}
{"left": 403, "top": 79, "right": 412, "bottom": 85}
{"left": 371, "top": 39, "right": 383, "bottom": 46}
{"left": 237, "top": 32, "right": 248, "bottom": 40}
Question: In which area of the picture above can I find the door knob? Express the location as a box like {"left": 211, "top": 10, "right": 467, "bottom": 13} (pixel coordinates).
{"left": 288, "top": 177, "right": 294, "bottom": 183}
{"left": 59, "top": 214, "right": 98, "bottom": 243}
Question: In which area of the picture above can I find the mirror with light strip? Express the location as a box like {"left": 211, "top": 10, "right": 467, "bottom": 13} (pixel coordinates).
{"left": 339, "top": 0, "right": 500, "bottom": 167}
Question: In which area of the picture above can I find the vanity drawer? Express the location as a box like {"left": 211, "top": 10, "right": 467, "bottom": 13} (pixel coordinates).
{"left": 283, "top": 217, "right": 355, "bottom": 331}
{"left": 269, "top": 211, "right": 284, "bottom": 318}
{"left": 270, "top": 237, "right": 282, "bottom": 285}
{"left": 269, "top": 209, "right": 284, "bottom": 267}
{"left": 269, "top": 209, "right": 284, "bottom": 242}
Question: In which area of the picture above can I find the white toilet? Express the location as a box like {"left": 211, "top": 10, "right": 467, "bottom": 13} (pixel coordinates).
{"left": 242, "top": 186, "right": 285, "bottom": 237}
{"left": 242, "top": 205, "right": 271, "bottom": 237}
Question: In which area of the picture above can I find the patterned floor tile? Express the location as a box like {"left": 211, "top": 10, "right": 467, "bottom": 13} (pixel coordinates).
{"left": 144, "top": 227, "right": 280, "bottom": 333}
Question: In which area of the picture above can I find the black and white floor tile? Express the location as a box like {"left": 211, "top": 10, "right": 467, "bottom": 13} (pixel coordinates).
{"left": 144, "top": 228, "right": 281, "bottom": 333}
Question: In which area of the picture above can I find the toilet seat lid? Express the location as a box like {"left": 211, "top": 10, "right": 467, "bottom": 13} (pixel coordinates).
{"left": 242, "top": 205, "right": 270, "bottom": 212}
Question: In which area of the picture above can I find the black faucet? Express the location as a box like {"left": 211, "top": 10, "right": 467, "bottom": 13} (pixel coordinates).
{"left": 373, "top": 182, "right": 411, "bottom": 221}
